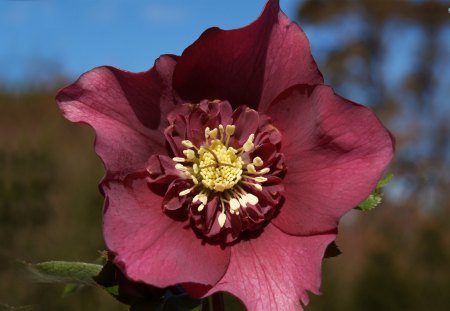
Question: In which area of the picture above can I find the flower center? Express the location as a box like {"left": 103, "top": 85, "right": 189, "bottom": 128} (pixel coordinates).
{"left": 172, "top": 124, "right": 269, "bottom": 228}
{"left": 198, "top": 140, "right": 243, "bottom": 191}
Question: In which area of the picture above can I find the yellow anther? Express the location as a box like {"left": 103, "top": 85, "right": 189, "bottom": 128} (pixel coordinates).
{"left": 183, "top": 149, "right": 196, "bottom": 160}
{"left": 253, "top": 184, "right": 263, "bottom": 191}
{"left": 229, "top": 198, "right": 240, "bottom": 211}
{"left": 214, "top": 183, "right": 225, "bottom": 192}
{"left": 198, "top": 204, "right": 205, "bottom": 212}
{"left": 248, "top": 133, "right": 255, "bottom": 142}
{"left": 218, "top": 213, "right": 227, "bottom": 228}
{"left": 254, "top": 176, "right": 267, "bottom": 183}
{"left": 193, "top": 163, "right": 199, "bottom": 174}
{"left": 243, "top": 141, "right": 254, "bottom": 152}
{"left": 246, "top": 193, "right": 259, "bottom": 205}
{"left": 199, "top": 194, "right": 208, "bottom": 205}
{"left": 209, "top": 128, "right": 218, "bottom": 139}
{"left": 193, "top": 194, "right": 200, "bottom": 202}
{"left": 182, "top": 140, "right": 194, "bottom": 148}
{"left": 246, "top": 164, "right": 256, "bottom": 173}
{"left": 226, "top": 125, "right": 236, "bottom": 136}
{"left": 173, "top": 157, "right": 185, "bottom": 162}
{"left": 258, "top": 167, "right": 270, "bottom": 174}
{"left": 175, "top": 164, "right": 188, "bottom": 171}
{"left": 179, "top": 188, "right": 192, "bottom": 196}
{"left": 238, "top": 196, "right": 248, "bottom": 208}
{"left": 253, "top": 157, "right": 263, "bottom": 167}
{"left": 218, "top": 125, "right": 224, "bottom": 140}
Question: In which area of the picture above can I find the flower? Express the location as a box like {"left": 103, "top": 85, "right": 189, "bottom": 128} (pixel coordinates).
{"left": 56, "top": 0, "right": 394, "bottom": 310}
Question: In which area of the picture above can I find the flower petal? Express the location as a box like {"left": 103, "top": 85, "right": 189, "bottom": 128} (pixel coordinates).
{"left": 207, "top": 224, "right": 335, "bottom": 311}
{"left": 267, "top": 85, "right": 395, "bottom": 235}
{"left": 56, "top": 55, "right": 179, "bottom": 180}
{"left": 173, "top": 0, "right": 322, "bottom": 111}
{"left": 103, "top": 178, "right": 230, "bottom": 287}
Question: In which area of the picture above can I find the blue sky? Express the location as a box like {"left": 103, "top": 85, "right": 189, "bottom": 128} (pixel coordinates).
{"left": 0, "top": 0, "right": 299, "bottom": 86}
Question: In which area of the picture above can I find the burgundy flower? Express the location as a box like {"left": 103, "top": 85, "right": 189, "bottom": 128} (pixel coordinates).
{"left": 56, "top": 1, "right": 394, "bottom": 310}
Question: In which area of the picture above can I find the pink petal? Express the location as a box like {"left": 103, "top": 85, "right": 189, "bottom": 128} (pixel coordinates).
{"left": 103, "top": 178, "right": 230, "bottom": 287}
{"left": 56, "top": 55, "right": 178, "bottom": 180}
{"left": 173, "top": 0, "right": 322, "bottom": 111}
{"left": 268, "top": 85, "right": 395, "bottom": 235}
{"left": 207, "top": 224, "right": 335, "bottom": 311}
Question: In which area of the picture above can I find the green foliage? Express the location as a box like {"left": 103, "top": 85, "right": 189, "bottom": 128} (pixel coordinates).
{"left": 356, "top": 174, "right": 393, "bottom": 211}
{"left": 27, "top": 261, "right": 103, "bottom": 286}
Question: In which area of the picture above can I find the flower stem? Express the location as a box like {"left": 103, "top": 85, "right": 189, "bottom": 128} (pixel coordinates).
{"left": 211, "top": 292, "right": 225, "bottom": 311}
{"left": 202, "top": 298, "right": 211, "bottom": 311}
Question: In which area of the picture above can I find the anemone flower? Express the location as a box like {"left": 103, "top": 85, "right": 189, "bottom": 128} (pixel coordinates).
{"left": 56, "top": 0, "right": 394, "bottom": 310}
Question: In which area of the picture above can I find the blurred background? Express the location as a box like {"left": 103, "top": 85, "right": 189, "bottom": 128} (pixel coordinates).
{"left": 1, "top": 0, "right": 449, "bottom": 310}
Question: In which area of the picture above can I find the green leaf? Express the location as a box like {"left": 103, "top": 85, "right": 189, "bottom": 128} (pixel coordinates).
{"left": 104, "top": 285, "right": 119, "bottom": 296}
{"left": 62, "top": 283, "right": 81, "bottom": 297}
{"left": 27, "top": 261, "right": 102, "bottom": 286}
{"left": 376, "top": 173, "right": 394, "bottom": 189}
{"left": 357, "top": 192, "right": 383, "bottom": 211}
{"left": 356, "top": 174, "right": 393, "bottom": 211}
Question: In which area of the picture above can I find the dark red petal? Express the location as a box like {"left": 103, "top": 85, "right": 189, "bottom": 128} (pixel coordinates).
{"left": 231, "top": 106, "right": 259, "bottom": 145}
{"left": 146, "top": 155, "right": 181, "bottom": 184}
{"left": 162, "top": 179, "right": 191, "bottom": 212}
{"left": 173, "top": 0, "right": 322, "bottom": 111}
{"left": 267, "top": 85, "right": 395, "bottom": 235}
{"left": 206, "top": 224, "right": 335, "bottom": 311}
{"left": 103, "top": 178, "right": 230, "bottom": 287}
{"left": 56, "top": 55, "right": 178, "bottom": 180}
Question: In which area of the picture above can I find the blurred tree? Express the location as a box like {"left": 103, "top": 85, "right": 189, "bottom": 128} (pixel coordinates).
{"left": 297, "top": 0, "right": 450, "bottom": 310}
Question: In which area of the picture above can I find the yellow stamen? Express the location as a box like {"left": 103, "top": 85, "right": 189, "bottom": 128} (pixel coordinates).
{"left": 209, "top": 128, "right": 218, "bottom": 139}
{"left": 229, "top": 198, "right": 240, "bottom": 211}
{"left": 254, "top": 176, "right": 267, "bottom": 183}
{"left": 171, "top": 124, "right": 271, "bottom": 223}
{"left": 218, "top": 212, "right": 226, "bottom": 228}
{"left": 246, "top": 164, "right": 256, "bottom": 173}
{"left": 182, "top": 140, "right": 194, "bottom": 148}
{"left": 183, "top": 149, "right": 196, "bottom": 160}
{"left": 253, "top": 157, "right": 263, "bottom": 167}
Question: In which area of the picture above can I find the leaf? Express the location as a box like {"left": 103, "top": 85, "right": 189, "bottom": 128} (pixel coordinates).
{"left": 376, "top": 173, "right": 394, "bottom": 189}
{"left": 93, "top": 261, "right": 127, "bottom": 303}
{"left": 62, "top": 283, "right": 81, "bottom": 297}
{"left": 27, "top": 261, "right": 103, "bottom": 286}
{"left": 356, "top": 173, "right": 393, "bottom": 211}
{"left": 357, "top": 192, "right": 383, "bottom": 211}
{"left": 105, "top": 285, "right": 119, "bottom": 296}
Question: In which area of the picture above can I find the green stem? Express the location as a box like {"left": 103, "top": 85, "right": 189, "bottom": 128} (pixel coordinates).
{"left": 211, "top": 292, "right": 225, "bottom": 311}
{"left": 202, "top": 298, "right": 211, "bottom": 311}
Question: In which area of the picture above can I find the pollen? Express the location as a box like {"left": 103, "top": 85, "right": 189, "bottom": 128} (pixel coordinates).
{"left": 174, "top": 124, "right": 271, "bottom": 228}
